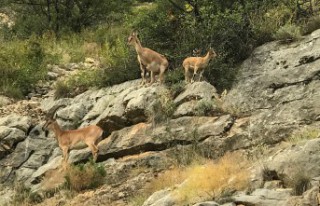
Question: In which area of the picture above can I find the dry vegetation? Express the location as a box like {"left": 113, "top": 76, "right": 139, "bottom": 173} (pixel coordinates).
{"left": 287, "top": 127, "right": 320, "bottom": 143}
{"left": 174, "top": 153, "right": 250, "bottom": 204}
{"left": 64, "top": 160, "right": 106, "bottom": 192}
{"left": 130, "top": 152, "right": 250, "bottom": 205}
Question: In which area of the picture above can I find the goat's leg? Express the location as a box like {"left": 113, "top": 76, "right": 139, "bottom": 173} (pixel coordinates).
{"left": 149, "top": 71, "right": 155, "bottom": 85}
{"left": 61, "top": 146, "right": 69, "bottom": 169}
{"left": 138, "top": 57, "right": 146, "bottom": 85}
{"left": 199, "top": 70, "right": 204, "bottom": 82}
{"left": 191, "top": 67, "right": 198, "bottom": 83}
{"left": 140, "top": 68, "right": 147, "bottom": 85}
{"left": 87, "top": 143, "right": 99, "bottom": 162}
{"left": 92, "top": 144, "right": 99, "bottom": 162}
{"left": 184, "top": 67, "right": 191, "bottom": 83}
{"left": 159, "top": 65, "right": 166, "bottom": 84}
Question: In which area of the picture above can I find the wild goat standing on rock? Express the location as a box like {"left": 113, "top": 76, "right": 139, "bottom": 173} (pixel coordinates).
{"left": 127, "top": 31, "right": 169, "bottom": 85}
{"left": 183, "top": 48, "right": 217, "bottom": 83}
{"left": 43, "top": 112, "right": 106, "bottom": 166}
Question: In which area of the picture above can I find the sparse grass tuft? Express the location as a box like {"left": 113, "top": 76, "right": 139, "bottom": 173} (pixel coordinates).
{"left": 291, "top": 174, "right": 311, "bottom": 196}
{"left": 287, "top": 127, "right": 320, "bottom": 143}
{"left": 129, "top": 193, "right": 150, "bottom": 206}
{"left": 147, "top": 91, "right": 176, "bottom": 125}
{"left": 12, "top": 183, "right": 42, "bottom": 205}
{"left": 283, "top": 171, "right": 311, "bottom": 196}
{"left": 150, "top": 167, "right": 187, "bottom": 193}
{"left": 195, "top": 99, "right": 216, "bottom": 116}
{"left": 64, "top": 160, "right": 106, "bottom": 192}
{"left": 274, "top": 23, "right": 302, "bottom": 43}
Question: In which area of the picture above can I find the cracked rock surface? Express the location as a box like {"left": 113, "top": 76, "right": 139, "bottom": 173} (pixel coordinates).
{"left": 223, "top": 29, "right": 320, "bottom": 143}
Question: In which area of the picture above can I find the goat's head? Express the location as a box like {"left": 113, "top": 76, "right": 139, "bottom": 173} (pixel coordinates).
{"left": 42, "top": 105, "right": 65, "bottom": 136}
{"left": 208, "top": 48, "right": 217, "bottom": 59}
{"left": 42, "top": 117, "right": 55, "bottom": 137}
{"left": 43, "top": 118, "right": 55, "bottom": 130}
{"left": 127, "top": 32, "right": 138, "bottom": 46}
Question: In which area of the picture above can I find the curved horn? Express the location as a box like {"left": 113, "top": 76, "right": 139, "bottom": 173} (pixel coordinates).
{"left": 46, "top": 104, "right": 66, "bottom": 120}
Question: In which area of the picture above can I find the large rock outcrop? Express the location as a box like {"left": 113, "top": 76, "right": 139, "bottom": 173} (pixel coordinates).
{"left": 223, "top": 29, "right": 320, "bottom": 144}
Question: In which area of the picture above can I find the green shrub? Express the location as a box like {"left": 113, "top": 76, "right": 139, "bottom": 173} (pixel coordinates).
{"left": 147, "top": 91, "right": 176, "bottom": 125}
{"left": 12, "top": 183, "right": 42, "bottom": 205}
{"left": 164, "top": 69, "right": 185, "bottom": 98}
{"left": 164, "top": 69, "right": 185, "bottom": 86}
{"left": 98, "top": 65, "right": 140, "bottom": 87}
{"left": 167, "top": 81, "right": 185, "bottom": 99}
{"left": 54, "top": 69, "right": 100, "bottom": 99}
{"left": 65, "top": 160, "right": 106, "bottom": 192}
{"left": 303, "top": 15, "right": 320, "bottom": 35}
{"left": 195, "top": 99, "right": 216, "bottom": 116}
{"left": 0, "top": 39, "right": 49, "bottom": 98}
{"left": 249, "top": 3, "right": 296, "bottom": 44}
{"left": 274, "top": 23, "right": 302, "bottom": 43}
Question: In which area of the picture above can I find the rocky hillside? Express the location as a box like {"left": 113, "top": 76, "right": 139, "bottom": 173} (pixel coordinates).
{"left": 1, "top": 30, "right": 320, "bottom": 206}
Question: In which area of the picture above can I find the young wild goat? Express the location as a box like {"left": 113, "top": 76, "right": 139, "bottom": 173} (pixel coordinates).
{"left": 127, "top": 31, "right": 169, "bottom": 85}
{"left": 182, "top": 48, "right": 217, "bottom": 83}
{"left": 43, "top": 118, "right": 105, "bottom": 164}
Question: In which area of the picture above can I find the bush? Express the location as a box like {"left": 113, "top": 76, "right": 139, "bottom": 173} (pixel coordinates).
{"left": 249, "top": 2, "right": 296, "bottom": 44}
{"left": 290, "top": 174, "right": 311, "bottom": 196}
{"left": 164, "top": 69, "right": 185, "bottom": 86}
{"left": 274, "top": 23, "right": 302, "bottom": 43}
{"left": 303, "top": 15, "right": 320, "bottom": 35}
{"left": 0, "top": 39, "right": 49, "bottom": 98}
{"left": 64, "top": 160, "right": 106, "bottom": 192}
{"left": 54, "top": 69, "right": 100, "bottom": 99}
{"left": 283, "top": 171, "right": 311, "bottom": 196}
{"left": 147, "top": 91, "right": 176, "bottom": 125}
{"left": 175, "top": 153, "right": 250, "bottom": 204}
{"left": 132, "top": 153, "right": 250, "bottom": 205}
{"left": 164, "top": 69, "right": 185, "bottom": 98}
{"left": 12, "top": 183, "right": 42, "bottom": 205}
{"left": 195, "top": 99, "right": 216, "bottom": 116}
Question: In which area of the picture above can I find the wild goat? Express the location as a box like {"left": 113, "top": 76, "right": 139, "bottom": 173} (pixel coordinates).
{"left": 182, "top": 48, "right": 217, "bottom": 83}
{"left": 43, "top": 117, "right": 105, "bottom": 164}
{"left": 127, "top": 32, "right": 169, "bottom": 85}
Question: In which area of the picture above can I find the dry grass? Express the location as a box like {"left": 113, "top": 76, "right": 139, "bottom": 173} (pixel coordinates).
{"left": 12, "top": 183, "right": 42, "bottom": 206}
{"left": 147, "top": 167, "right": 187, "bottom": 192}
{"left": 40, "top": 168, "right": 66, "bottom": 192}
{"left": 174, "top": 153, "right": 250, "bottom": 204}
{"left": 130, "top": 153, "right": 250, "bottom": 206}
{"left": 65, "top": 161, "right": 106, "bottom": 192}
{"left": 129, "top": 167, "right": 187, "bottom": 206}
{"left": 288, "top": 127, "right": 320, "bottom": 144}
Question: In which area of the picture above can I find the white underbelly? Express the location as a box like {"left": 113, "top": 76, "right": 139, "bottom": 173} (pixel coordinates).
{"left": 147, "top": 62, "right": 160, "bottom": 72}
